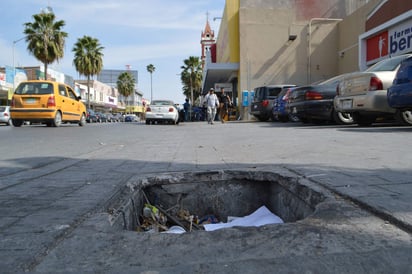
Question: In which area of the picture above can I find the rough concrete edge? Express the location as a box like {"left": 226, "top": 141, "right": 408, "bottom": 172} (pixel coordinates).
{"left": 105, "top": 168, "right": 342, "bottom": 231}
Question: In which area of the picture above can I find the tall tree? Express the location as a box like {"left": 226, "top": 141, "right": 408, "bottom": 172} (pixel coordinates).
{"left": 72, "top": 36, "right": 104, "bottom": 109}
{"left": 23, "top": 10, "right": 68, "bottom": 79}
{"left": 146, "top": 64, "right": 155, "bottom": 102}
{"left": 117, "top": 72, "right": 136, "bottom": 113}
{"left": 181, "top": 56, "right": 202, "bottom": 106}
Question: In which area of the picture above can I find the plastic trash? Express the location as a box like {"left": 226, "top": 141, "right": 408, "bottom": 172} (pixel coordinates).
{"left": 203, "top": 206, "right": 283, "bottom": 231}
{"left": 162, "top": 226, "right": 186, "bottom": 234}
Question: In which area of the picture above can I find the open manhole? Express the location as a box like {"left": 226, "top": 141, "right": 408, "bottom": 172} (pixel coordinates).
{"left": 108, "top": 170, "right": 327, "bottom": 233}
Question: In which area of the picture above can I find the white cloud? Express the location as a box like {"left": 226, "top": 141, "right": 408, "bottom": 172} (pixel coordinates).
{"left": 1, "top": 0, "right": 225, "bottom": 102}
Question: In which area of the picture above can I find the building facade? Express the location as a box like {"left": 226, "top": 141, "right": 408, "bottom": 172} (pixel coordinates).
{"left": 96, "top": 69, "right": 145, "bottom": 114}
{"left": 202, "top": 0, "right": 410, "bottom": 120}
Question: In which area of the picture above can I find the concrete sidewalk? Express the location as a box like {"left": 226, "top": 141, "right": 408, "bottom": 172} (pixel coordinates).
{"left": 1, "top": 121, "right": 411, "bottom": 273}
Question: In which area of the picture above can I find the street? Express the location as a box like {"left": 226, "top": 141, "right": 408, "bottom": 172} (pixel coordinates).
{"left": 0, "top": 121, "right": 412, "bottom": 273}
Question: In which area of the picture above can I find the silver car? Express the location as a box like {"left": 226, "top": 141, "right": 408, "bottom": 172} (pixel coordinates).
{"left": 334, "top": 54, "right": 412, "bottom": 126}
{"left": 0, "top": 106, "right": 12, "bottom": 126}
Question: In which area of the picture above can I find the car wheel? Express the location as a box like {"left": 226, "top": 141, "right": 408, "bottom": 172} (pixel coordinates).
{"left": 51, "top": 111, "right": 62, "bottom": 127}
{"left": 145, "top": 120, "right": 150, "bottom": 125}
{"left": 396, "top": 109, "right": 412, "bottom": 125}
{"left": 333, "top": 111, "right": 354, "bottom": 125}
{"left": 12, "top": 119, "right": 23, "bottom": 127}
{"left": 353, "top": 113, "right": 374, "bottom": 126}
{"left": 79, "top": 113, "right": 87, "bottom": 126}
{"left": 289, "top": 114, "right": 300, "bottom": 122}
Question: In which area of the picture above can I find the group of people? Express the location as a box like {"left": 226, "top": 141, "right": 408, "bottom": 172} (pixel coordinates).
{"left": 203, "top": 87, "right": 232, "bottom": 124}
{"left": 182, "top": 87, "right": 233, "bottom": 123}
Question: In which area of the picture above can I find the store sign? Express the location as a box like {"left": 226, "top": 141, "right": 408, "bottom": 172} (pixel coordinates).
{"left": 105, "top": 96, "right": 117, "bottom": 107}
{"left": 0, "top": 72, "right": 5, "bottom": 86}
{"left": 389, "top": 19, "right": 412, "bottom": 56}
{"left": 366, "top": 18, "right": 412, "bottom": 64}
{"left": 366, "top": 31, "right": 389, "bottom": 61}
{"left": 214, "top": 83, "right": 232, "bottom": 92}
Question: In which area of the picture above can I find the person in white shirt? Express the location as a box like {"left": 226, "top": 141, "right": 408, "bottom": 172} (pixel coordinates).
{"left": 204, "top": 88, "right": 219, "bottom": 124}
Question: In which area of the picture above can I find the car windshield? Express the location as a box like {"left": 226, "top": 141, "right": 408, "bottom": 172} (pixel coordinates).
{"left": 267, "top": 87, "right": 283, "bottom": 97}
{"left": 152, "top": 100, "right": 173, "bottom": 106}
{"left": 14, "top": 82, "right": 53, "bottom": 95}
{"left": 366, "top": 55, "right": 411, "bottom": 72}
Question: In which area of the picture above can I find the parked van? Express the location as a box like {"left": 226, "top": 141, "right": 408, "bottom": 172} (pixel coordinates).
{"left": 250, "top": 84, "right": 295, "bottom": 121}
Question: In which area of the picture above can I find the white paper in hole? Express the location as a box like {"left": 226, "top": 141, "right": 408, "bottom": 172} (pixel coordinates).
{"left": 203, "top": 206, "right": 284, "bottom": 231}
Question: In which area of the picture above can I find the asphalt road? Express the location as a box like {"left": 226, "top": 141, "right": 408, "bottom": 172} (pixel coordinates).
{"left": 0, "top": 120, "right": 411, "bottom": 273}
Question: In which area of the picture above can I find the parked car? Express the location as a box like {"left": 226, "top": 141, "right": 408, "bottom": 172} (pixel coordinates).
{"left": 95, "top": 112, "right": 108, "bottom": 123}
{"left": 287, "top": 75, "right": 353, "bottom": 125}
{"left": 109, "top": 113, "right": 123, "bottom": 122}
{"left": 145, "top": 100, "right": 180, "bottom": 125}
{"left": 10, "top": 80, "right": 86, "bottom": 127}
{"left": 387, "top": 56, "right": 412, "bottom": 125}
{"left": 334, "top": 54, "right": 412, "bottom": 126}
{"left": 250, "top": 84, "right": 295, "bottom": 121}
{"left": 0, "top": 106, "right": 12, "bottom": 126}
{"left": 86, "top": 108, "right": 99, "bottom": 123}
{"left": 272, "top": 87, "right": 299, "bottom": 122}
{"left": 124, "top": 114, "right": 138, "bottom": 122}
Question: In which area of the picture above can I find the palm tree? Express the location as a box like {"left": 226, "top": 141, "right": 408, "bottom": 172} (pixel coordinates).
{"left": 146, "top": 64, "right": 155, "bottom": 102}
{"left": 23, "top": 10, "right": 68, "bottom": 79}
{"left": 72, "top": 36, "right": 104, "bottom": 109}
{"left": 117, "top": 72, "right": 136, "bottom": 113}
{"left": 181, "top": 56, "right": 202, "bottom": 106}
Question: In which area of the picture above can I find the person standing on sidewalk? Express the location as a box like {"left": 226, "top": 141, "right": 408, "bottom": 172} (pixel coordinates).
{"left": 204, "top": 88, "right": 219, "bottom": 124}
{"left": 183, "top": 98, "right": 190, "bottom": 122}
{"left": 219, "top": 88, "right": 232, "bottom": 123}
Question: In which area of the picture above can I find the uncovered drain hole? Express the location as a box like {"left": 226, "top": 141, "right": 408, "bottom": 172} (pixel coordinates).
{"left": 109, "top": 171, "right": 326, "bottom": 233}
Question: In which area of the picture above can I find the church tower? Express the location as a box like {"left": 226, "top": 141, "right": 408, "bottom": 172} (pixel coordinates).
{"left": 200, "top": 14, "right": 215, "bottom": 69}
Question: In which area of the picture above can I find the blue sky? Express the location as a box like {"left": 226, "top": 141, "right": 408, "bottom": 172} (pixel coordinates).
{"left": 0, "top": 0, "right": 225, "bottom": 103}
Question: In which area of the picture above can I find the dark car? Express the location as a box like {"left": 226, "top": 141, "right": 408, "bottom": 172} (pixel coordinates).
{"left": 106, "top": 113, "right": 118, "bottom": 122}
{"left": 110, "top": 113, "right": 124, "bottom": 122}
{"left": 86, "top": 109, "right": 99, "bottom": 123}
{"left": 287, "top": 75, "right": 353, "bottom": 125}
{"left": 272, "top": 87, "right": 299, "bottom": 122}
{"left": 387, "top": 56, "right": 412, "bottom": 125}
{"left": 95, "top": 112, "right": 108, "bottom": 123}
{"left": 124, "top": 114, "right": 138, "bottom": 122}
{"left": 250, "top": 84, "right": 295, "bottom": 121}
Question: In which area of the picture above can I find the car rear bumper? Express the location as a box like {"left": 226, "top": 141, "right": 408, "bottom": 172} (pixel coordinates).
{"left": 288, "top": 101, "right": 333, "bottom": 120}
{"left": 10, "top": 108, "right": 56, "bottom": 120}
{"left": 146, "top": 113, "right": 177, "bottom": 121}
{"left": 387, "top": 91, "right": 412, "bottom": 110}
{"left": 334, "top": 90, "right": 395, "bottom": 114}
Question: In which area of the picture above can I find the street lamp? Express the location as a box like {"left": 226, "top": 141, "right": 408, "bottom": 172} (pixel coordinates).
{"left": 12, "top": 36, "right": 26, "bottom": 92}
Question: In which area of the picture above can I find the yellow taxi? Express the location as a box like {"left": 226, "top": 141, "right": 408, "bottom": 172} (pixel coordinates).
{"left": 10, "top": 80, "right": 86, "bottom": 127}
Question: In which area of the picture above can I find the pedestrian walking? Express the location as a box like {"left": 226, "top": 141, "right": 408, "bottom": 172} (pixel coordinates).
{"left": 204, "top": 88, "right": 219, "bottom": 124}
{"left": 183, "top": 98, "right": 190, "bottom": 122}
{"left": 219, "top": 88, "right": 232, "bottom": 123}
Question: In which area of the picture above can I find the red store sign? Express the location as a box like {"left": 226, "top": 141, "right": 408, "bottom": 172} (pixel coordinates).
{"left": 365, "top": 17, "right": 412, "bottom": 64}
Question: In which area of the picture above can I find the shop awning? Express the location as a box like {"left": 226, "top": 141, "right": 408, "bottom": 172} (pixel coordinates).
{"left": 202, "top": 53, "right": 239, "bottom": 94}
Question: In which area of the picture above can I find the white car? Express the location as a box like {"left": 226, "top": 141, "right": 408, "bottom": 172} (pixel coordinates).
{"left": 334, "top": 54, "right": 412, "bottom": 126}
{"left": 0, "top": 106, "right": 12, "bottom": 126}
{"left": 145, "top": 100, "right": 180, "bottom": 125}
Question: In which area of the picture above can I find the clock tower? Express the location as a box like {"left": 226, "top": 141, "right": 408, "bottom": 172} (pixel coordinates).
{"left": 200, "top": 14, "right": 216, "bottom": 69}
